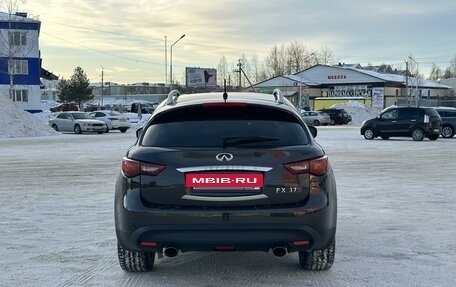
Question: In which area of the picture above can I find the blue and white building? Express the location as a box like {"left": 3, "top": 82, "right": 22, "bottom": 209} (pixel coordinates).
{"left": 0, "top": 12, "right": 41, "bottom": 112}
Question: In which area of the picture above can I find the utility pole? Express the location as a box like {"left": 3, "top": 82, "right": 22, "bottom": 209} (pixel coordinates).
{"left": 235, "top": 59, "right": 242, "bottom": 89}
{"left": 101, "top": 66, "right": 104, "bottom": 107}
{"left": 234, "top": 59, "right": 257, "bottom": 92}
{"left": 405, "top": 60, "right": 408, "bottom": 106}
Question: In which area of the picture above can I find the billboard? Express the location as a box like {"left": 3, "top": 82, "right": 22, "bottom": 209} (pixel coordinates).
{"left": 186, "top": 67, "right": 217, "bottom": 88}
{"left": 372, "top": 87, "right": 384, "bottom": 109}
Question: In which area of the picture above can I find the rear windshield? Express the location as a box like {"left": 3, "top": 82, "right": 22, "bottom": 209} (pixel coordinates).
{"left": 141, "top": 105, "right": 310, "bottom": 147}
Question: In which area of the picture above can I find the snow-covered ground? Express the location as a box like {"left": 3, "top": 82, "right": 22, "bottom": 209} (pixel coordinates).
{"left": 1, "top": 96, "right": 455, "bottom": 286}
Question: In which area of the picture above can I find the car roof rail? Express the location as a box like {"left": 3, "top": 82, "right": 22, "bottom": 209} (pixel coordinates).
{"left": 166, "top": 90, "right": 180, "bottom": 105}
{"left": 272, "top": 89, "right": 285, "bottom": 104}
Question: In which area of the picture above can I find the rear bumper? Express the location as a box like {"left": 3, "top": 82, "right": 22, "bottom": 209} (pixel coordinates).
{"left": 115, "top": 175, "right": 337, "bottom": 253}
{"left": 112, "top": 122, "right": 131, "bottom": 129}
{"left": 117, "top": 223, "right": 336, "bottom": 254}
{"left": 82, "top": 126, "right": 105, "bottom": 132}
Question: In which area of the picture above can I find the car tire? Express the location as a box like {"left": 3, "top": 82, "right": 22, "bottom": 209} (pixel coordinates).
{"left": 363, "top": 128, "right": 375, "bottom": 140}
{"left": 74, "top": 125, "right": 82, "bottom": 134}
{"left": 117, "top": 243, "right": 155, "bottom": 272}
{"left": 313, "top": 120, "right": 320, "bottom": 126}
{"left": 299, "top": 239, "right": 335, "bottom": 271}
{"left": 330, "top": 119, "right": 336, "bottom": 125}
{"left": 441, "top": 125, "right": 455, "bottom": 138}
{"left": 428, "top": 134, "right": 439, "bottom": 141}
{"left": 120, "top": 129, "right": 127, "bottom": 133}
{"left": 411, "top": 128, "right": 425, "bottom": 141}
{"left": 105, "top": 124, "right": 110, "bottom": 133}
{"left": 51, "top": 124, "right": 59, "bottom": 131}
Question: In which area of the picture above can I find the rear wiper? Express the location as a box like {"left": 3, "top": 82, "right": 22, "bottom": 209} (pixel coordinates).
{"left": 222, "top": 136, "right": 280, "bottom": 148}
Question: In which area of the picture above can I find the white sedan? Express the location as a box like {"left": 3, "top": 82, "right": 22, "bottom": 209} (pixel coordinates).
{"left": 49, "top": 112, "right": 106, "bottom": 134}
{"left": 89, "top": 110, "right": 131, "bottom": 133}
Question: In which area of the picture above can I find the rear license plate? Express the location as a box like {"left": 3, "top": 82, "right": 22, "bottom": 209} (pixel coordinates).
{"left": 186, "top": 173, "right": 263, "bottom": 189}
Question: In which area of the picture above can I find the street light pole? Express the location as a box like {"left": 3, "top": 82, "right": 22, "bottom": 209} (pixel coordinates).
{"left": 165, "top": 36, "right": 167, "bottom": 87}
{"left": 170, "top": 34, "right": 185, "bottom": 91}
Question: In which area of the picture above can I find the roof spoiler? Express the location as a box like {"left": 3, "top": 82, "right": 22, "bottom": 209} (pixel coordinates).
{"left": 166, "top": 90, "right": 180, "bottom": 105}
{"left": 272, "top": 89, "right": 285, "bottom": 104}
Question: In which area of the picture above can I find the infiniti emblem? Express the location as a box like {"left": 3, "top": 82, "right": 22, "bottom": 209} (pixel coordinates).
{"left": 216, "top": 153, "right": 234, "bottom": 162}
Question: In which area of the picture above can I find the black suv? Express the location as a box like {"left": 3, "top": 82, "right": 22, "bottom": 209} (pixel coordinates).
{"left": 318, "top": 108, "right": 351, "bottom": 125}
{"left": 360, "top": 106, "right": 441, "bottom": 141}
{"left": 434, "top": 107, "right": 456, "bottom": 138}
{"left": 115, "top": 89, "right": 337, "bottom": 272}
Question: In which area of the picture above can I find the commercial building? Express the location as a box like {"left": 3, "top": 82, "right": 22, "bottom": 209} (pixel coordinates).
{"left": 0, "top": 12, "right": 41, "bottom": 112}
{"left": 251, "top": 64, "right": 453, "bottom": 110}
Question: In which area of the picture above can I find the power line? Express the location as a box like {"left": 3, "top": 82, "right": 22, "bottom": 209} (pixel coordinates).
{"left": 41, "top": 31, "right": 164, "bottom": 66}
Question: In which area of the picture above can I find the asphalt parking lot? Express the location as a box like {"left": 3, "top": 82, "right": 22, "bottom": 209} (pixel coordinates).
{"left": 0, "top": 127, "right": 455, "bottom": 287}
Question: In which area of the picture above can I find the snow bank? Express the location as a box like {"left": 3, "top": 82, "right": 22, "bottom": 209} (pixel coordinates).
{"left": 330, "top": 100, "right": 381, "bottom": 125}
{"left": 0, "top": 96, "right": 60, "bottom": 138}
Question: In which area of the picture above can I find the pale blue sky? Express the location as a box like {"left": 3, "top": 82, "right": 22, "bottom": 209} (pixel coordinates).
{"left": 22, "top": 0, "right": 456, "bottom": 84}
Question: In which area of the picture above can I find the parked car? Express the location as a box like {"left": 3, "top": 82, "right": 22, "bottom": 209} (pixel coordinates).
{"left": 130, "top": 101, "right": 158, "bottom": 114}
{"left": 49, "top": 111, "right": 106, "bottom": 134}
{"left": 115, "top": 89, "right": 337, "bottom": 272}
{"left": 317, "top": 108, "right": 351, "bottom": 125}
{"left": 434, "top": 107, "right": 456, "bottom": 138}
{"left": 360, "top": 106, "right": 441, "bottom": 141}
{"left": 50, "top": 103, "right": 79, "bottom": 112}
{"left": 301, "top": 111, "right": 331, "bottom": 126}
{"left": 83, "top": 103, "right": 99, "bottom": 112}
{"left": 89, "top": 110, "right": 131, "bottom": 133}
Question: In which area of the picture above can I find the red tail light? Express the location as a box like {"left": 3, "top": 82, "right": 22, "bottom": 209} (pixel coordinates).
{"left": 121, "top": 157, "right": 165, "bottom": 177}
{"left": 283, "top": 156, "right": 328, "bottom": 176}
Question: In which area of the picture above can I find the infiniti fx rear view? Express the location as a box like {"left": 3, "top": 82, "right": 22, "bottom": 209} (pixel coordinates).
{"left": 115, "top": 90, "right": 337, "bottom": 272}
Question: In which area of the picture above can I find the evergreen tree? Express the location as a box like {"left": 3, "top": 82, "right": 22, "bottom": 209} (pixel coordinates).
{"left": 69, "top": 67, "right": 93, "bottom": 107}
{"left": 57, "top": 78, "right": 71, "bottom": 103}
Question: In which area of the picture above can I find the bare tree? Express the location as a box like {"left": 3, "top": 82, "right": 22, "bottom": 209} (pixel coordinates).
{"left": 447, "top": 55, "right": 456, "bottom": 78}
{"left": 315, "top": 46, "right": 336, "bottom": 65}
{"left": 263, "top": 44, "right": 288, "bottom": 78}
{"left": 221, "top": 41, "right": 338, "bottom": 84}
{"left": 287, "top": 40, "right": 311, "bottom": 73}
{"left": 428, "top": 63, "right": 443, "bottom": 80}
{"left": 249, "top": 53, "right": 260, "bottom": 84}
{"left": 217, "top": 55, "right": 228, "bottom": 87}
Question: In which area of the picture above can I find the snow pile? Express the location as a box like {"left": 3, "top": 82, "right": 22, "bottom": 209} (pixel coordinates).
{"left": 330, "top": 100, "right": 381, "bottom": 125}
{"left": 0, "top": 96, "right": 60, "bottom": 138}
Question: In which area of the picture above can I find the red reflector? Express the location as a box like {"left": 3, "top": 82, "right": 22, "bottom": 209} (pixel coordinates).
{"left": 214, "top": 246, "right": 236, "bottom": 251}
{"left": 293, "top": 240, "right": 310, "bottom": 246}
{"left": 202, "top": 102, "right": 248, "bottom": 109}
{"left": 140, "top": 241, "right": 157, "bottom": 247}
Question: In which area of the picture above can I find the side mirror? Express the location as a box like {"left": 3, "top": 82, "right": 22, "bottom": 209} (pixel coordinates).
{"left": 308, "top": 126, "right": 317, "bottom": 138}
{"left": 136, "top": 127, "right": 143, "bottom": 139}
